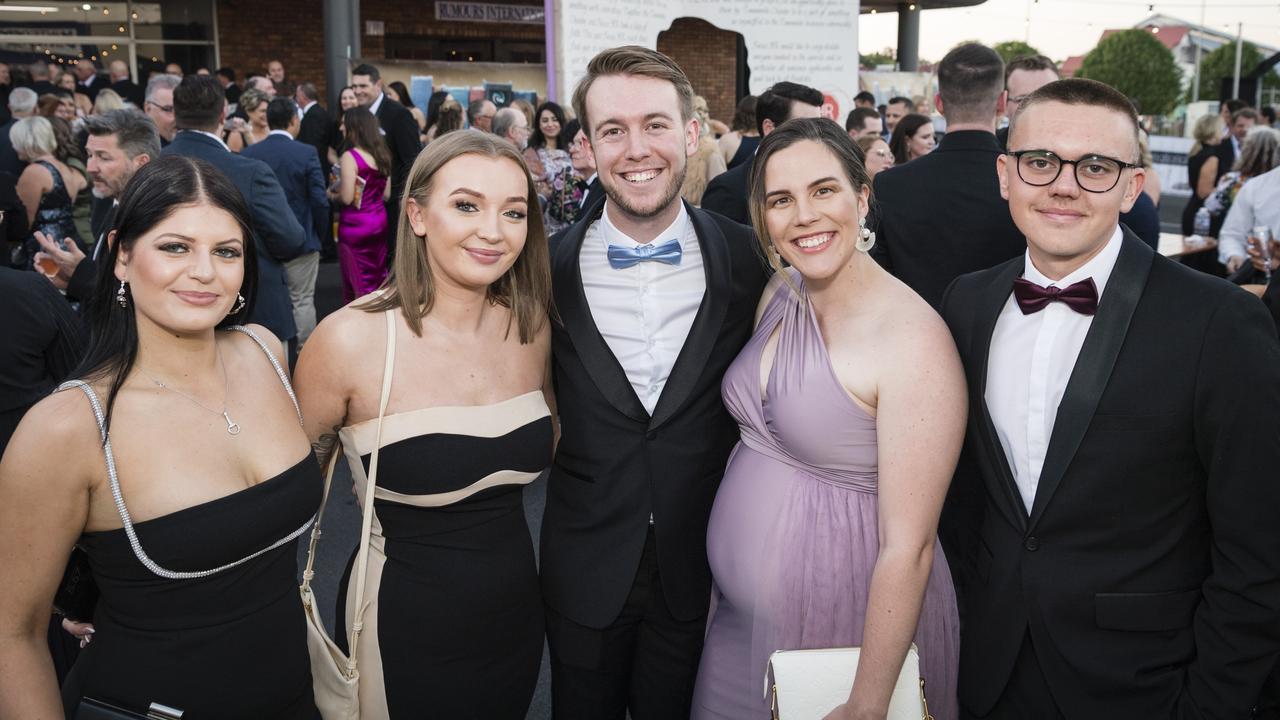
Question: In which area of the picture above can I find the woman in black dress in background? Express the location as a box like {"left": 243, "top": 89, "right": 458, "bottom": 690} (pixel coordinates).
{"left": 0, "top": 156, "right": 320, "bottom": 719}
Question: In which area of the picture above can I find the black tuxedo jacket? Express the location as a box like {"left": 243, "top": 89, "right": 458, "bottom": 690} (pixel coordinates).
{"left": 872, "top": 130, "right": 1024, "bottom": 309}
{"left": 109, "top": 78, "right": 143, "bottom": 108}
{"left": 162, "top": 131, "right": 307, "bottom": 340}
{"left": 542, "top": 201, "right": 770, "bottom": 628}
{"left": 940, "top": 231, "right": 1280, "bottom": 718}
{"left": 297, "top": 102, "right": 331, "bottom": 172}
{"left": 579, "top": 175, "right": 602, "bottom": 212}
{"left": 66, "top": 196, "right": 116, "bottom": 302}
{"left": 374, "top": 96, "right": 422, "bottom": 206}
{"left": 700, "top": 158, "right": 749, "bottom": 225}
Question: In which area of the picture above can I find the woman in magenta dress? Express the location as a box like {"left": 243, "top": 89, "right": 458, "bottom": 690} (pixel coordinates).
{"left": 331, "top": 107, "right": 391, "bottom": 302}
{"left": 692, "top": 118, "right": 965, "bottom": 719}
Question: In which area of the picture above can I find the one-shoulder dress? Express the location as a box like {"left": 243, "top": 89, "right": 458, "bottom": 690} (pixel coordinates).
{"left": 336, "top": 150, "right": 389, "bottom": 303}
{"left": 61, "top": 328, "right": 321, "bottom": 719}
{"left": 692, "top": 275, "right": 960, "bottom": 719}
{"left": 334, "top": 309, "right": 551, "bottom": 718}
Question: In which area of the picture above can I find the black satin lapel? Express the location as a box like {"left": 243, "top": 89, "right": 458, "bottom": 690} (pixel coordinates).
{"left": 552, "top": 206, "right": 649, "bottom": 423}
{"left": 649, "top": 206, "right": 731, "bottom": 430}
{"left": 1027, "top": 233, "right": 1154, "bottom": 529}
{"left": 970, "top": 258, "right": 1031, "bottom": 533}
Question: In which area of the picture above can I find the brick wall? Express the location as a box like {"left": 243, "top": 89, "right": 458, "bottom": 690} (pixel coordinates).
{"left": 216, "top": 0, "right": 326, "bottom": 97}
{"left": 657, "top": 17, "right": 738, "bottom": 126}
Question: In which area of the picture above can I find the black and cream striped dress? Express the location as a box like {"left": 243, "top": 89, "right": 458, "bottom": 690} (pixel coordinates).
{"left": 335, "top": 315, "right": 551, "bottom": 719}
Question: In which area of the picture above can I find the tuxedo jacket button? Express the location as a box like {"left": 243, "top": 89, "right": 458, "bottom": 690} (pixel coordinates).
{"left": 646, "top": 431, "right": 658, "bottom": 441}
{"left": 1023, "top": 536, "right": 1040, "bottom": 552}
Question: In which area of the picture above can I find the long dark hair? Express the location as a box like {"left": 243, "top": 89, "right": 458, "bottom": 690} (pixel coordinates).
{"left": 529, "top": 101, "right": 567, "bottom": 150}
{"left": 343, "top": 106, "right": 392, "bottom": 176}
{"left": 889, "top": 113, "right": 932, "bottom": 165}
{"left": 387, "top": 81, "right": 416, "bottom": 109}
{"left": 424, "top": 89, "right": 448, "bottom": 131}
{"left": 73, "top": 155, "right": 258, "bottom": 436}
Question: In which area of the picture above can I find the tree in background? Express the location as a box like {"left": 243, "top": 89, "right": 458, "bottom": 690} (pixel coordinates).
{"left": 1189, "top": 40, "right": 1280, "bottom": 102}
{"left": 1078, "top": 30, "right": 1181, "bottom": 115}
{"left": 860, "top": 49, "right": 896, "bottom": 68}
{"left": 994, "top": 41, "right": 1043, "bottom": 65}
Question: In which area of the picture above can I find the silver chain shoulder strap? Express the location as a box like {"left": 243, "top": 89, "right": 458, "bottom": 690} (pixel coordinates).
{"left": 58, "top": 331, "right": 313, "bottom": 580}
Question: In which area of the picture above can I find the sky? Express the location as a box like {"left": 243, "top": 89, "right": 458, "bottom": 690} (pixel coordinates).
{"left": 856, "top": 0, "right": 1280, "bottom": 63}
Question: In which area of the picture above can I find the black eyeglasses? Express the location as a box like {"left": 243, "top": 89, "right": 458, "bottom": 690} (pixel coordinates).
{"left": 1007, "top": 149, "right": 1139, "bottom": 193}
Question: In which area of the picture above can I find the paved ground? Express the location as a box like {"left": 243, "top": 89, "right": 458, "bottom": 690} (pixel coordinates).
{"left": 304, "top": 261, "right": 553, "bottom": 718}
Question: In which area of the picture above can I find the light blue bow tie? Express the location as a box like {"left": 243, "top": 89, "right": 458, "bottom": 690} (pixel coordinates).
{"left": 607, "top": 239, "right": 682, "bottom": 270}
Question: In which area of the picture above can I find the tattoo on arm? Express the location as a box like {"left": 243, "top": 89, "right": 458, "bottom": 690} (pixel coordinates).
{"left": 312, "top": 426, "right": 341, "bottom": 470}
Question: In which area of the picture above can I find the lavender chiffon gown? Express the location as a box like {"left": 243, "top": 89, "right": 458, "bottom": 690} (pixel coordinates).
{"left": 692, "top": 275, "right": 959, "bottom": 719}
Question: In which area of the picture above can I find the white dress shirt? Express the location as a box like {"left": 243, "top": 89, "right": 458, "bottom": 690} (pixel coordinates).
{"left": 299, "top": 100, "right": 316, "bottom": 119}
{"left": 985, "top": 226, "right": 1123, "bottom": 513}
{"left": 1218, "top": 165, "right": 1280, "bottom": 265}
{"left": 580, "top": 203, "right": 705, "bottom": 415}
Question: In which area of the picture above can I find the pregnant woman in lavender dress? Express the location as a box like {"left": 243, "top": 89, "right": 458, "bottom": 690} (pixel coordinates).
{"left": 692, "top": 119, "right": 965, "bottom": 720}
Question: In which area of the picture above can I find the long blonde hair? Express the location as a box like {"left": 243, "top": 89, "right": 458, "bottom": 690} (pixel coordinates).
{"left": 357, "top": 130, "right": 552, "bottom": 343}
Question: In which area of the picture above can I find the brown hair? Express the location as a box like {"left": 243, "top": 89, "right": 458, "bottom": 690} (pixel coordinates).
{"left": 342, "top": 106, "right": 393, "bottom": 177}
{"left": 571, "top": 45, "right": 694, "bottom": 136}
{"left": 357, "top": 130, "right": 551, "bottom": 343}
{"left": 749, "top": 117, "right": 872, "bottom": 277}
{"left": 1005, "top": 54, "right": 1059, "bottom": 83}
{"left": 1011, "top": 78, "right": 1140, "bottom": 160}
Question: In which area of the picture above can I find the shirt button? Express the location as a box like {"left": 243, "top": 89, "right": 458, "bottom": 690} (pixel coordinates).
{"left": 1023, "top": 536, "right": 1040, "bottom": 552}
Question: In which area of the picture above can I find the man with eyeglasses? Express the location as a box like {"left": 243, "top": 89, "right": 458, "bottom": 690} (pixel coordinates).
{"left": 939, "top": 77, "right": 1280, "bottom": 719}
{"left": 144, "top": 73, "right": 180, "bottom": 146}
{"left": 996, "top": 54, "right": 1058, "bottom": 150}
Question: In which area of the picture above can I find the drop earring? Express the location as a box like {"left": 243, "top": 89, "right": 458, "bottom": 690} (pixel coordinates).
{"left": 228, "top": 293, "right": 246, "bottom": 316}
{"left": 856, "top": 216, "right": 876, "bottom": 253}
{"left": 116, "top": 280, "right": 128, "bottom": 308}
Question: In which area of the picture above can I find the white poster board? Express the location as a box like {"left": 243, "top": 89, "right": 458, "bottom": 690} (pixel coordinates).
{"left": 554, "top": 0, "right": 858, "bottom": 121}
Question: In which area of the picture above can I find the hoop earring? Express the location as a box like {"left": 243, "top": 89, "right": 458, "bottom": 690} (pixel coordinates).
{"left": 228, "top": 293, "right": 246, "bottom": 316}
{"left": 116, "top": 280, "right": 128, "bottom": 308}
{"left": 856, "top": 216, "right": 876, "bottom": 253}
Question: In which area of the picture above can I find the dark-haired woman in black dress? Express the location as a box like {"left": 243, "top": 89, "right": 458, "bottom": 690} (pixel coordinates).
{"left": 0, "top": 155, "right": 320, "bottom": 719}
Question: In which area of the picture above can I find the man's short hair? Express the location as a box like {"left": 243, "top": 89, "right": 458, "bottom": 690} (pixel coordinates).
{"left": 216, "top": 67, "right": 235, "bottom": 83}
{"left": 83, "top": 108, "right": 161, "bottom": 161}
{"left": 756, "top": 81, "right": 823, "bottom": 136}
{"left": 845, "top": 106, "right": 881, "bottom": 133}
{"left": 491, "top": 106, "right": 522, "bottom": 139}
{"left": 467, "top": 99, "right": 491, "bottom": 125}
{"left": 887, "top": 96, "right": 915, "bottom": 110}
{"left": 1222, "top": 98, "right": 1250, "bottom": 114}
{"left": 1233, "top": 108, "right": 1260, "bottom": 124}
{"left": 1263, "top": 106, "right": 1277, "bottom": 125}
{"left": 296, "top": 82, "right": 320, "bottom": 104}
{"left": 172, "top": 74, "right": 224, "bottom": 130}
{"left": 1005, "top": 54, "right": 1059, "bottom": 83}
{"left": 266, "top": 97, "right": 298, "bottom": 131}
{"left": 8, "top": 87, "right": 36, "bottom": 113}
{"left": 1011, "top": 78, "right": 1140, "bottom": 159}
{"left": 937, "top": 43, "right": 1005, "bottom": 125}
{"left": 854, "top": 91, "right": 876, "bottom": 105}
{"left": 571, "top": 45, "right": 694, "bottom": 136}
{"left": 145, "top": 73, "right": 181, "bottom": 103}
{"left": 351, "top": 63, "right": 380, "bottom": 83}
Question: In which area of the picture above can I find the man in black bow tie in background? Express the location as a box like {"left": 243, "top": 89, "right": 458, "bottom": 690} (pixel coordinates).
{"left": 940, "top": 77, "right": 1280, "bottom": 719}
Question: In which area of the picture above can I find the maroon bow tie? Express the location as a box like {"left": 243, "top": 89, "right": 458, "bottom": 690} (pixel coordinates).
{"left": 1013, "top": 277, "right": 1099, "bottom": 315}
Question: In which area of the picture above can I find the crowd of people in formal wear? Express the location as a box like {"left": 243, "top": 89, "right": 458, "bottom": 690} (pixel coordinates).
{"left": 1, "top": 38, "right": 1280, "bottom": 720}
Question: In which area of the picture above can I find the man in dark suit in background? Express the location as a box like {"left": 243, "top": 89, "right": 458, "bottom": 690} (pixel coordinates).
{"left": 351, "top": 62, "right": 421, "bottom": 251}
{"left": 26, "top": 61, "right": 56, "bottom": 97}
{"left": 700, "top": 81, "right": 822, "bottom": 225}
{"left": 1217, "top": 107, "right": 1258, "bottom": 177}
{"left": 294, "top": 81, "right": 334, "bottom": 260}
{"left": 941, "top": 77, "right": 1280, "bottom": 719}
{"left": 996, "top": 54, "right": 1059, "bottom": 149}
{"left": 872, "top": 43, "right": 1024, "bottom": 310}
{"left": 242, "top": 97, "right": 327, "bottom": 351}
{"left": 32, "top": 109, "right": 158, "bottom": 304}
{"left": 543, "top": 46, "right": 769, "bottom": 720}
{"left": 0, "top": 87, "right": 35, "bottom": 177}
{"left": 106, "top": 60, "right": 144, "bottom": 108}
{"left": 216, "top": 67, "right": 241, "bottom": 106}
{"left": 72, "top": 60, "right": 107, "bottom": 102}
{"left": 163, "top": 75, "right": 307, "bottom": 344}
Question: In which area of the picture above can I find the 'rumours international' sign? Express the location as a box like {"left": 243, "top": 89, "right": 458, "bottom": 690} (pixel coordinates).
{"left": 435, "top": 1, "right": 545, "bottom": 24}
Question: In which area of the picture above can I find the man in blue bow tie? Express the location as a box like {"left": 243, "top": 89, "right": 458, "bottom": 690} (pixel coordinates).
{"left": 939, "top": 77, "right": 1280, "bottom": 719}
{"left": 541, "top": 46, "right": 769, "bottom": 720}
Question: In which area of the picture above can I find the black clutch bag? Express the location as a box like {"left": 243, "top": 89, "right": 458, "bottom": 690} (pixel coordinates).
{"left": 74, "top": 698, "right": 183, "bottom": 719}
{"left": 53, "top": 545, "right": 98, "bottom": 622}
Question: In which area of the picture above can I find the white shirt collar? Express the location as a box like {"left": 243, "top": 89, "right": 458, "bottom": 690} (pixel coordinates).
{"left": 185, "top": 129, "right": 230, "bottom": 152}
{"left": 368, "top": 92, "right": 384, "bottom": 115}
{"left": 601, "top": 201, "right": 689, "bottom": 250}
{"left": 1022, "top": 225, "right": 1123, "bottom": 299}
{"left": 268, "top": 129, "right": 293, "bottom": 140}
{"left": 301, "top": 100, "right": 316, "bottom": 115}
{"left": 585, "top": 172, "right": 598, "bottom": 185}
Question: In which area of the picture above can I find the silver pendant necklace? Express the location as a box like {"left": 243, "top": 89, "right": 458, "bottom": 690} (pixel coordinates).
{"left": 138, "top": 347, "right": 241, "bottom": 436}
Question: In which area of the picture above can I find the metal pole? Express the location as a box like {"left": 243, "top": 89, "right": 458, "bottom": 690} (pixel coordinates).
{"left": 1232, "top": 22, "right": 1243, "bottom": 98}
{"left": 544, "top": 0, "right": 556, "bottom": 102}
{"left": 896, "top": 2, "right": 919, "bottom": 72}
{"left": 1191, "top": 0, "right": 1204, "bottom": 102}
{"left": 323, "top": 0, "right": 355, "bottom": 110}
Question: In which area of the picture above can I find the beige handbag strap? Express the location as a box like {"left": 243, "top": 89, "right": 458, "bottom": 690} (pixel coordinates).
{"left": 300, "top": 308, "right": 397, "bottom": 677}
